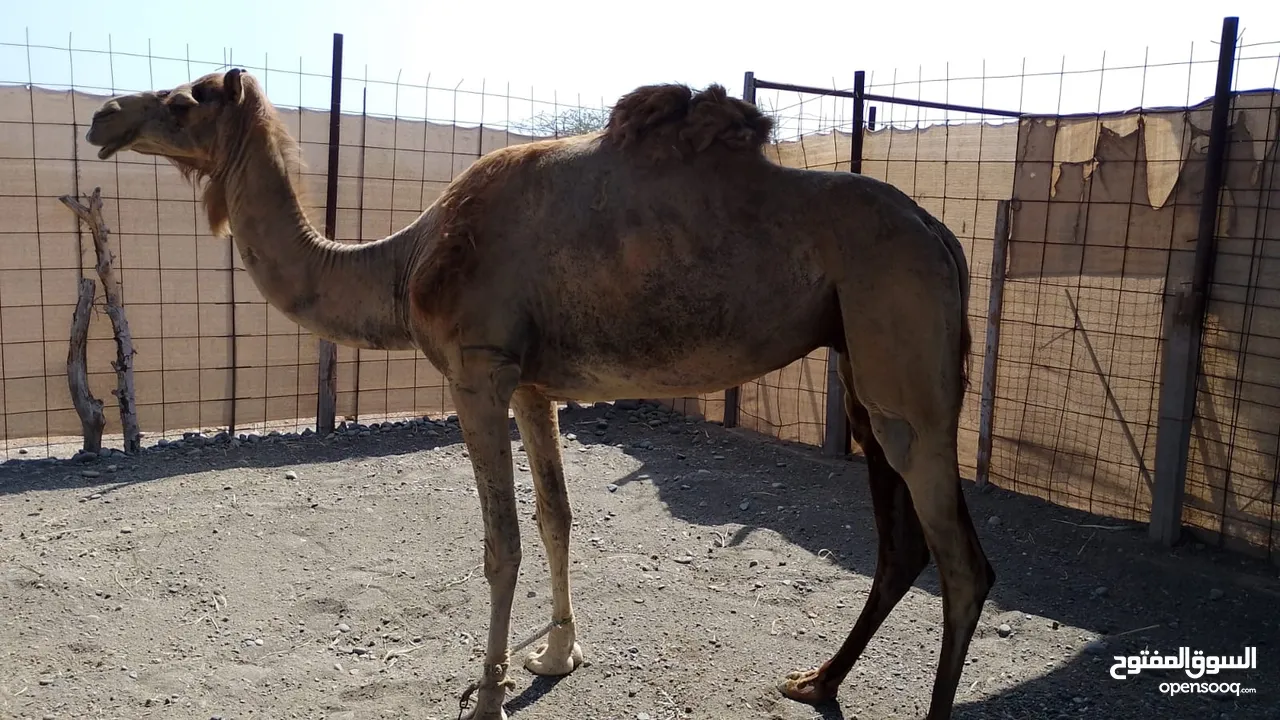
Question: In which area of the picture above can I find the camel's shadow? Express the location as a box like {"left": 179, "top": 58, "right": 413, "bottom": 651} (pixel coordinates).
{"left": 506, "top": 676, "right": 567, "bottom": 716}
{"left": 560, "top": 401, "right": 1280, "bottom": 719}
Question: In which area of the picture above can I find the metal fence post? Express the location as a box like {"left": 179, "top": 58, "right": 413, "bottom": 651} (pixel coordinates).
{"left": 316, "top": 32, "right": 344, "bottom": 436}
{"left": 822, "top": 70, "right": 864, "bottom": 456}
{"left": 722, "top": 70, "right": 755, "bottom": 430}
{"left": 1150, "top": 15, "right": 1238, "bottom": 545}
{"left": 976, "top": 199, "right": 1011, "bottom": 486}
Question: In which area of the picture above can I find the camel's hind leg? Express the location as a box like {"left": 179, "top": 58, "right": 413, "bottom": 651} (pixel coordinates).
{"left": 510, "top": 387, "right": 585, "bottom": 676}
{"left": 813, "top": 283, "right": 992, "bottom": 719}
{"left": 780, "top": 354, "right": 931, "bottom": 704}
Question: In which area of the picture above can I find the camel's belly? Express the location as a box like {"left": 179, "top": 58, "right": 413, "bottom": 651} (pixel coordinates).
{"left": 524, "top": 293, "right": 839, "bottom": 402}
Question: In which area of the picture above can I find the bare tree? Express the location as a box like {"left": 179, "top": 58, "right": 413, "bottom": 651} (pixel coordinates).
{"left": 511, "top": 93, "right": 783, "bottom": 143}
{"left": 512, "top": 106, "right": 611, "bottom": 138}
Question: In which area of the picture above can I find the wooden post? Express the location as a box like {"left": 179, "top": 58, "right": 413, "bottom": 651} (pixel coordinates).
{"left": 316, "top": 32, "right": 344, "bottom": 436}
{"left": 822, "top": 70, "right": 864, "bottom": 457}
{"left": 722, "top": 71, "right": 756, "bottom": 429}
{"left": 67, "top": 277, "right": 104, "bottom": 453}
{"left": 976, "top": 200, "right": 1010, "bottom": 487}
{"left": 59, "top": 188, "right": 141, "bottom": 453}
{"left": 1150, "top": 16, "right": 1239, "bottom": 546}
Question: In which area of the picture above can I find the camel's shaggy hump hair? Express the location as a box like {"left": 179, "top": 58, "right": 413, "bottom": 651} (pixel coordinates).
{"left": 603, "top": 83, "right": 774, "bottom": 161}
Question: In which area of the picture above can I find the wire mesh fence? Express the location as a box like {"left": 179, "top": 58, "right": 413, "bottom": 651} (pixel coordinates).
{"left": 2, "top": 23, "right": 1280, "bottom": 565}
{"left": 736, "top": 25, "right": 1280, "bottom": 564}
{"left": 0, "top": 34, "right": 610, "bottom": 459}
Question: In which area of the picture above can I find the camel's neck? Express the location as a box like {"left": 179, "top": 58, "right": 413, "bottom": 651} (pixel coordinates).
{"left": 220, "top": 133, "right": 420, "bottom": 351}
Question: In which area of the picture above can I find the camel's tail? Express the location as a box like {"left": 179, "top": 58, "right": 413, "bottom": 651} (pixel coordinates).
{"left": 925, "top": 213, "right": 973, "bottom": 406}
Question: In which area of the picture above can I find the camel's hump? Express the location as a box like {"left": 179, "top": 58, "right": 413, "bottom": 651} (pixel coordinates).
{"left": 602, "top": 83, "right": 773, "bottom": 160}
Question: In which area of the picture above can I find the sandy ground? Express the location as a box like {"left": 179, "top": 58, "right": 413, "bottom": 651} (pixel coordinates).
{"left": 2, "top": 401, "right": 1278, "bottom": 720}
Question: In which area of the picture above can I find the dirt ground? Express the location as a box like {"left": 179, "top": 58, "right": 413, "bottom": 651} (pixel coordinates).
{"left": 2, "top": 401, "right": 1278, "bottom": 720}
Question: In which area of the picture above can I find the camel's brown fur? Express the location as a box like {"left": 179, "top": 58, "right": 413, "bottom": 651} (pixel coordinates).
{"left": 413, "top": 141, "right": 557, "bottom": 321}
{"left": 86, "top": 70, "right": 993, "bottom": 720}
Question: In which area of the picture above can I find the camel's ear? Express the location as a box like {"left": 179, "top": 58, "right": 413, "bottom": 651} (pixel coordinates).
{"left": 224, "top": 68, "right": 245, "bottom": 105}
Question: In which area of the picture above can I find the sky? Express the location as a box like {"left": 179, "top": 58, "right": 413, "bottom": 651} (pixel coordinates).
{"left": 2, "top": 0, "right": 1280, "bottom": 137}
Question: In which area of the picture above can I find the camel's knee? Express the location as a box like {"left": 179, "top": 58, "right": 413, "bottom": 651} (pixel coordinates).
{"left": 536, "top": 487, "right": 572, "bottom": 540}
{"left": 483, "top": 531, "right": 523, "bottom": 585}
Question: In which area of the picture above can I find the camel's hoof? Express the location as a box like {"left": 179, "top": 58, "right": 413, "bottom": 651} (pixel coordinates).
{"left": 524, "top": 640, "right": 584, "bottom": 676}
{"left": 779, "top": 667, "right": 838, "bottom": 705}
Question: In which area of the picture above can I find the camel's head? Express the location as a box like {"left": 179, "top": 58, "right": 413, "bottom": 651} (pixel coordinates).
{"left": 85, "top": 69, "right": 252, "bottom": 170}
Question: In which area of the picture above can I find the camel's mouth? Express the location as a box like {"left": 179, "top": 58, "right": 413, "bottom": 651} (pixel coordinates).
{"left": 86, "top": 104, "right": 139, "bottom": 160}
{"left": 86, "top": 125, "right": 135, "bottom": 160}
{"left": 96, "top": 141, "right": 124, "bottom": 160}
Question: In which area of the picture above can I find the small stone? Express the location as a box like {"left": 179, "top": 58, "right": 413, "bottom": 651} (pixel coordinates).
{"left": 987, "top": 515, "right": 1002, "bottom": 526}
{"left": 120, "top": 526, "right": 134, "bottom": 534}
{"left": 607, "top": 484, "right": 619, "bottom": 493}
{"left": 337, "top": 623, "right": 351, "bottom": 633}
{"left": 673, "top": 555, "right": 694, "bottom": 565}
{"left": 633, "top": 597, "right": 645, "bottom": 604}
{"left": 739, "top": 501, "right": 751, "bottom": 511}
{"left": 89, "top": 493, "right": 102, "bottom": 500}
{"left": 638, "top": 714, "right": 652, "bottom": 720}
{"left": 106, "top": 465, "right": 118, "bottom": 472}
{"left": 1091, "top": 586, "right": 1108, "bottom": 598}
{"left": 81, "top": 469, "right": 100, "bottom": 478}
{"left": 749, "top": 560, "right": 759, "bottom": 568}
{"left": 1208, "top": 588, "right": 1224, "bottom": 601}
{"left": 997, "top": 623, "right": 1012, "bottom": 638}
{"left": 285, "top": 471, "right": 298, "bottom": 480}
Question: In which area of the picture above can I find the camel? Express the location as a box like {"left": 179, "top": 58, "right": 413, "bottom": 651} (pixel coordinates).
{"left": 85, "top": 69, "right": 995, "bottom": 720}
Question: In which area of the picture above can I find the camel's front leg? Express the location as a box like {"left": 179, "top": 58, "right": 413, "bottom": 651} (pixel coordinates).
{"left": 511, "top": 388, "right": 584, "bottom": 676}
{"left": 451, "top": 359, "right": 523, "bottom": 720}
